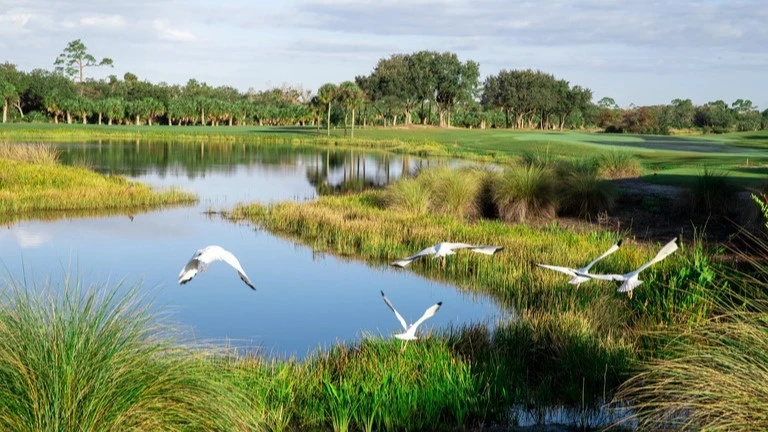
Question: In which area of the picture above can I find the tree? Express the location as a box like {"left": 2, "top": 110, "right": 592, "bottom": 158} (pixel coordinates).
{"left": 338, "top": 81, "right": 365, "bottom": 137}
{"left": 54, "top": 39, "right": 113, "bottom": 84}
{"left": 0, "top": 63, "right": 25, "bottom": 123}
{"left": 432, "top": 52, "right": 479, "bottom": 127}
{"left": 597, "top": 97, "right": 619, "bottom": 110}
{"left": 670, "top": 98, "right": 694, "bottom": 129}
{"left": 317, "top": 83, "right": 337, "bottom": 136}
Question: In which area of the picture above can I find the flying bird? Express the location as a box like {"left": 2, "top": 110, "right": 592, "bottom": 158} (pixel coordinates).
{"left": 178, "top": 245, "right": 255, "bottom": 290}
{"left": 391, "top": 242, "right": 503, "bottom": 268}
{"left": 536, "top": 239, "right": 623, "bottom": 286}
{"left": 380, "top": 290, "right": 442, "bottom": 351}
{"left": 575, "top": 237, "right": 679, "bottom": 298}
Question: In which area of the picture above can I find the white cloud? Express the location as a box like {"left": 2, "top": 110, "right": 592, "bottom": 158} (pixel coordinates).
{"left": 0, "top": 12, "right": 34, "bottom": 35}
{"left": 13, "top": 229, "right": 50, "bottom": 249}
{"left": 152, "top": 19, "right": 196, "bottom": 42}
{"left": 80, "top": 14, "right": 126, "bottom": 28}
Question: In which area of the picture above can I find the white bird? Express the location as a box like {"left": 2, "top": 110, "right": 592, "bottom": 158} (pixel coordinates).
{"left": 536, "top": 239, "right": 623, "bottom": 286}
{"left": 380, "top": 290, "right": 442, "bottom": 351}
{"left": 575, "top": 237, "right": 679, "bottom": 299}
{"left": 391, "top": 242, "right": 503, "bottom": 268}
{"left": 178, "top": 245, "right": 255, "bottom": 290}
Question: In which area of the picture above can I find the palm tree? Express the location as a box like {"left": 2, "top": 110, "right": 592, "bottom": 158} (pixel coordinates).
{"left": 317, "top": 83, "right": 338, "bottom": 136}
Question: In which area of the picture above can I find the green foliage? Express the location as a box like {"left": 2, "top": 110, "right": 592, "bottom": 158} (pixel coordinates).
{"left": 558, "top": 170, "right": 614, "bottom": 218}
{"left": 53, "top": 39, "right": 113, "bottom": 83}
{"left": 492, "top": 165, "right": 558, "bottom": 222}
{"left": 0, "top": 280, "right": 259, "bottom": 431}
{"left": 420, "top": 167, "right": 482, "bottom": 219}
{"left": 753, "top": 193, "right": 768, "bottom": 230}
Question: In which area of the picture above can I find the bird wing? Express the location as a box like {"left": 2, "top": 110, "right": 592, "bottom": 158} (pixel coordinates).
{"left": 469, "top": 246, "right": 504, "bottom": 255}
{"left": 581, "top": 239, "right": 622, "bottom": 272}
{"left": 575, "top": 271, "right": 625, "bottom": 281}
{"left": 635, "top": 237, "right": 678, "bottom": 274}
{"left": 198, "top": 246, "right": 256, "bottom": 290}
{"left": 380, "top": 291, "right": 408, "bottom": 331}
{"left": 390, "top": 245, "right": 437, "bottom": 267}
{"left": 536, "top": 263, "right": 577, "bottom": 277}
{"left": 409, "top": 301, "right": 443, "bottom": 332}
{"left": 442, "top": 242, "right": 476, "bottom": 250}
{"left": 178, "top": 249, "right": 203, "bottom": 284}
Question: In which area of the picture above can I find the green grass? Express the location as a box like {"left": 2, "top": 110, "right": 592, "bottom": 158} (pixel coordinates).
{"left": 616, "top": 233, "right": 768, "bottom": 431}
{"left": 3, "top": 124, "right": 768, "bottom": 188}
{"left": 0, "top": 279, "right": 260, "bottom": 431}
{"left": 492, "top": 165, "right": 558, "bottom": 223}
{"left": 0, "top": 157, "right": 196, "bottom": 220}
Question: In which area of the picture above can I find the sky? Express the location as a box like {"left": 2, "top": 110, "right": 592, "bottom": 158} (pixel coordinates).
{"left": 1, "top": 0, "right": 766, "bottom": 108}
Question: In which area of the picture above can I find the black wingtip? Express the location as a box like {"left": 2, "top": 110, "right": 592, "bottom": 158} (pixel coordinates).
{"left": 616, "top": 239, "right": 623, "bottom": 247}
{"left": 380, "top": 290, "right": 385, "bottom": 297}
{"left": 437, "top": 301, "right": 443, "bottom": 306}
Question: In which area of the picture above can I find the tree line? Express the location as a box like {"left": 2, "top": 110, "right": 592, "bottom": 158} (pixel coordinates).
{"left": 1, "top": 39, "right": 766, "bottom": 135}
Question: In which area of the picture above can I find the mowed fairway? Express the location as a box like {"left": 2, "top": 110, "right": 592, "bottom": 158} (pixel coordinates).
{"left": 2, "top": 124, "right": 768, "bottom": 187}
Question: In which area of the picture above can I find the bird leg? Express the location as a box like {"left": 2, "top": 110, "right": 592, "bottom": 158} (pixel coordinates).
{"left": 201, "top": 264, "right": 209, "bottom": 273}
{"left": 441, "top": 256, "right": 446, "bottom": 269}
{"left": 400, "top": 341, "right": 408, "bottom": 353}
{"left": 627, "top": 290, "right": 633, "bottom": 299}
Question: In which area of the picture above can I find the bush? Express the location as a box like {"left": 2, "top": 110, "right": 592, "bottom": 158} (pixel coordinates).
{"left": 492, "top": 165, "right": 557, "bottom": 223}
{"left": 424, "top": 167, "right": 483, "bottom": 219}
{"left": 558, "top": 170, "right": 614, "bottom": 218}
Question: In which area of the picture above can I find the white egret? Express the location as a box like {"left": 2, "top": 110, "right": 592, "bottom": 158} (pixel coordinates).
{"left": 178, "top": 245, "right": 255, "bottom": 290}
{"left": 380, "top": 290, "right": 442, "bottom": 352}
{"left": 535, "top": 239, "right": 623, "bottom": 286}
{"left": 576, "top": 237, "right": 679, "bottom": 298}
{"left": 391, "top": 242, "right": 503, "bottom": 268}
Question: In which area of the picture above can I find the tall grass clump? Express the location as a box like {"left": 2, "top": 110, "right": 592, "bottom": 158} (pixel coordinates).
{"left": 558, "top": 170, "right": 614, "bottom": 218}
{"left": 600, "top": 150, "right": 641, "bottom": 178}
{"left": 0, "top": 143, "right": 60, "bottom": 164}
{"left": 754, "top": 193, "right": 768, "bottom": 230}
{"left": 686, "top": 167, "right": 737, "bottom": 217}
{"left": 382, "top": 177, "right": 430, "bottom": 215}
{"left": 0, "top": 279, "right": 259, "bottom": 431}
{"left": 492, "top": 165, "right": 557, "bottom": 222}
{"left": 421, "top": 167, "right": 483, "bottom": 219}
{"left": 615, "top": 233, "right": 768, "bottom": 431}
{"left": 520, "top": 146, "right": 558, "bottom": 169}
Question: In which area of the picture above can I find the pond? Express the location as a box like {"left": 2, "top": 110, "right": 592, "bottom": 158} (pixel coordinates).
{"left": 0, "top": 141, "right": 507, "bottom": 358}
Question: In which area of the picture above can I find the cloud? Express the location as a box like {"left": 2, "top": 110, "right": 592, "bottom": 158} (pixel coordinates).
{"left": 0, "top": 11, "right": 34, "bottom": 35}
{"left": 152, "top": 19, "right": 196, "bottom": 42}
{"left": 61, "top": 14, "right": 126, "bottom": 29}
{"left": 13, "top": 229, "right": 50, "bottom": 249}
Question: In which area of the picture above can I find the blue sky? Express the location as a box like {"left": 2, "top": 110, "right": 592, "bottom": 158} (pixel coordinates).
{"left": 1, "top": 0, "right": 766, "bottom": 109}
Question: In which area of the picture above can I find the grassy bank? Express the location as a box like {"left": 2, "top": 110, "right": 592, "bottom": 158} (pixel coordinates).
{"left": 2, "top": 124, "right": 768, "bottom": 187}
{"left": 0, "top": 144, "right": 196, "bottom": 221}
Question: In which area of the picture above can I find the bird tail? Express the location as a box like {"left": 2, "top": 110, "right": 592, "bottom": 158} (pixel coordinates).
{"left": 618, "top": 279, "right": 643, "bottom": 293}
{"left": 568, "top": 276, "right": 590, "bottom": 285}
{"left": 391, "top": 259, "right": 414, "bottom": 268}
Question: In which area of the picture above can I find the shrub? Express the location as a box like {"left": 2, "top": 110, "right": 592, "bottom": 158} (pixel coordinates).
{"left": 425, "top": 167, "right": 483, "bottom": 219}
{"left": 492, "top": 165, "right": 557, "bottom": 223}
{"left": 0, "top": 143, "right": 59, "bottom": 164}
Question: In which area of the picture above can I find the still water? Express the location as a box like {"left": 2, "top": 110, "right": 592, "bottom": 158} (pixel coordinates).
{"left": 0, "top": 142, "right": 506, "bottom": 358}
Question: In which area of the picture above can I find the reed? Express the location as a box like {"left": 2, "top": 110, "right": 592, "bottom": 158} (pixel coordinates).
{"left": 0, "top": 278, "right": 261, "bottom": 431}
{"left": 615, "top": 233, "right": 768, "bottom": 431}
{"left": 0, "top": 143, "right": 60, "bottom": 164}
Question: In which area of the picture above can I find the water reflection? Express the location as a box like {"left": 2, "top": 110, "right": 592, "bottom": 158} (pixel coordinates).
{"left": 1, "top": 141, "right": 504, "bottom": 358}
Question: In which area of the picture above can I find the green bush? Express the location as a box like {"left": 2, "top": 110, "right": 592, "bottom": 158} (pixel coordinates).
{"left": 492, "top": 165, "right": 557, "bottom": 223}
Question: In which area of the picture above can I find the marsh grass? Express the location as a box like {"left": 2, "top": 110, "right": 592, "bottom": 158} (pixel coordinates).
{"left": 616, "top": 233, "right": 768, "bottom": 431}
{"left": 0, "top": 158, "right": 196, "bottom": 214}
{"left": 0, "top": 143, "right": 59, "bottom": 164}
{"left": 600, "top": 151, "right": 642, "bottom": 178}
{"left": 558, "top": 170, "right": 615, "bottom": 218}
{"left": 686, "top": 167, "right": 738, "bottom": 217}
{"left": 422, "top": 167, "right": 483, "bottom": 219}
{"left": 0, "top": 278, "right": 260, "bottom": 431}
{"left": 492, "top": 165, "right": 558, "bottom": 222}
{"left": 381, "top": 178, "right": 430, "bottom": 215}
